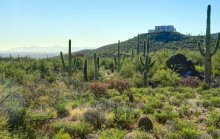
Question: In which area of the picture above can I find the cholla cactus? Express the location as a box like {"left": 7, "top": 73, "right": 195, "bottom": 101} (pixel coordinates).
{"left": 198, "top": 5, "right": 220, "bottom": 87}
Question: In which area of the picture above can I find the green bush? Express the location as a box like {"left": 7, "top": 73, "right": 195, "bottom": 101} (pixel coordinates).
{"left": 151, "top": 68, "right": 180, "bottom": 87}
{"left": 154, "top": 110, "right": 179, "bottom": 124}
{"left": 53, "top": 129, "right": 71, "bottom": 139}
{"left": 83, "top": 109, "right": 106, "bottom": 129}
{"left": 119, "top": 59, "right": 134, "bottom": 78}
{"left": 51, "top": 121, "right": 93, "bottom": 138}
{"left": 99, "top": 128, "right": 126, "bottom": 139}
{"left": 132, "top": 73, "right": 144, "bottom": 88}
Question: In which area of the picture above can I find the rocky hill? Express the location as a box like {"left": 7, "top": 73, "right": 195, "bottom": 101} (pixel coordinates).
{"left": 78, "top": 32, "right": 219, "bottom": 57}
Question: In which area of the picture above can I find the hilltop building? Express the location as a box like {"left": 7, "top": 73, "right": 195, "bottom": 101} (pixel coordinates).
{"left": 148, "top": 25, "right": 176, "bottom": 33}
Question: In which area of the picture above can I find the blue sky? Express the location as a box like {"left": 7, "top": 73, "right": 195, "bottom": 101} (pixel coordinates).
{"left": 0, "top": 0, "right": 219, "bottom": 51}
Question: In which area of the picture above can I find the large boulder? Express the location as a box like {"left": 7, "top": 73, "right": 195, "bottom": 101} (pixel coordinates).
{"left": 166, "top": 54, "right": 199, "bottom": 77}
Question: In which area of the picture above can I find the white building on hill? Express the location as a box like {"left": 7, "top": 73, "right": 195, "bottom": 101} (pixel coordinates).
{"left": 148, "top": 25, "right": 176, "bottom": 33}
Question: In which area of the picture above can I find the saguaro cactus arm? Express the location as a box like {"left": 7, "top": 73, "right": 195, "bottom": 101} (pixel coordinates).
{"left": 150, "top": 60, "right": 156, "bottom": 67}
{"left": 140, "top": 56, "right": 145, "bottom": 66}
{"left": 211, "top": 33, "right": 220, "bottom": 56}
{"left": 60, "top": 52, "right": 66, "bottom": 68}
{"left": 114, "top": 55, "right": 118, "bottom": 65}
{"left": 147, "top": 36, "right": 150, "bottom": 54}
{"left": 198, "top": 42, "right": 205, "bottom": 56}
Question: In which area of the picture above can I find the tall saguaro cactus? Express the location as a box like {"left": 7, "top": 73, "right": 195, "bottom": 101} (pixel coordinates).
{"left": 143, "top": 36, "right": 150, "bottom": 56}
{"left": 140, "top": 37, "right": 155, "bottom": 87}
{"left": 198, "top": 5, "right": 220, "bottom": 87}
{"left": 60, "top": 39, "right": 78, "bottom": 77}
{"left": 137, "top": 34, "right": 140, "bottom": 55}
{"left": 94, "top": 53, "right": 99, "bottom": 80}
{"left": 83, "top": 59, "right": 88, "bottom": 81}
{"left": 114, "top": 40, "right": 125, "bottom": 72}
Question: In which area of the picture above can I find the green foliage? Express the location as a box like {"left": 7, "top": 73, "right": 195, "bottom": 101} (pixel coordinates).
{"left": 53, "top": 129, "right": 71, "bottom": 139}
{"left": 119, "top": 59, "right": 134, "bottom": 78}
{"left": 51, "top": 121, "right": 93, "bottom": 138}
{"left": 99, "top": 128, "right": 126, "bottom": 139}
{"left": 54, "top": 101, "right": 69, "bottom": 118}
{"left": 151, "top": 68, "right": 180, "bottom": 86}
{"left": 83, "top": 109, "right": 106, "bottom": 129}
{"left": 154, "top": 110, "right": 179, "bottom": 124}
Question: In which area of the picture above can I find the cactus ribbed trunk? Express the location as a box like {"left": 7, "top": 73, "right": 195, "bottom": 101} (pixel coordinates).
{"left": 137, "top": 34, "right": 140, "bottom": 55}
{"left": 198, "top": 5, "right": 220, "bottom": 88}
{"left": 68, "top": 40, "right": 72, "bottom": 77}
{"left": 60, "top": 52, "right": 65, "bottom": 69}
{"left": 204, "top": 54, "right": 211, "bottom": 84}
{"left": 140, "top": 36, "right": 155, "bottom": 87}
{"left": 94, "top": 53, "right": 98, "bottom": 80}
{"left": 84, "top": 59, "right": 88, "bottom": 81}
{"left": 143, "top": 70, "right": 148, "bottom": 87}
{"left": 114, "top": 40, "right": 125, "bottom": 72}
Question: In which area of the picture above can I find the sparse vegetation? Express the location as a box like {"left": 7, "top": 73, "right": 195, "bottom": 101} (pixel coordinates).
{"left": 0, "top": 4, "right": 220, "bottom": 139}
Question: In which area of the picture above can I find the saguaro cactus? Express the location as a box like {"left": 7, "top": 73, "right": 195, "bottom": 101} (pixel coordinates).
{"left": 143, "top": 36, "right": 150, "bottom": 56}
{"left": 131, "top": 48, "right": 134, "bottom": 60}
{"left": 137, "top": 34, "right": 140, "bottom": 55}
{"left": 198, "top": 5, "right": 220, "bottom": 87}
{"left": 140, "top": 37, "right": 155, "bottom": 87}
{"left": 140, "top": 55, "right": 155, "bottom": 87}
{"left": 83, "top": 59, "right": 88, "bottom": 81}
{"left": 60, "top": 40, "right": 78, "bottom": 77}
{"left": 94, "top": 53, "right": 99, "bottom": 80}
{"left": 114, "top": 40, "right": 125, "bottom": 72}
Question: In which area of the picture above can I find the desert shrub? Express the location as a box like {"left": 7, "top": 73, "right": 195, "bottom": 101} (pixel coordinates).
{"left": 100, "top": 58, "right": 114, "bottom": 70}
{"left": 132, "top": 73, "right": 144, "bottom": 88}
{"left": 173, "top": 119, "right": 201, "bottom": 138}
{"left": 206, "top": 110, "right": 220, "bottom": 129}
{"left": 180, "top": 128, "right": 202, "bottom": 139}
{"left": 132, "top": 130, "right": 154, "bottom": 139}
{"left": 99, "top": 128, "right": 126, "bottom": 139}
{"left": 142, "top": 97, "right": 162, "bottom": 114}
{"left": 54, "top": 101, "right": 69, "bottom": 118}
{"left": 151, "top": 68, "right": 180, "bottom": 87}
{"left": 51, "top": 121, "right": 93, "bottom": 138}
{"left": 83, "top": 109, "right": 106, "bottom": 129}
{"left": 113, "top": 107, "right": 135, "bottom": 128}
{"left": 154, "top": 110, "right": 179, "bottom": 124}
{"left": 180, "top": 76, "right": 201, "bottom": 87}
{"left": 202, "top": 97, "right": 220, "bottom": 108}
{"left": 53, "top": 129, "right": 71, "bottom": 139}
{"left": 119, "top": 59, "right": 134, "bottom": 78}
{"left": 89, "top": 82, "right": 108, "bottom": 98}
{"left": 107, "top": 79, "right": 131, "bottom": 93}
{"left": 106, "top": 89, "right": 120, "bottom": 98}
{"left": 200, "top": 83, "right": 210, "bottom": 90}
{"left": 7, "top": 108, "right": 26, "bottom": 130}
{"left": 179, "top": 105, "right": 191, "bottom": 117}
{"left": 137, "top": 115, "right": 153, "bottom": 131}
{"left": 165, "top": 132, "right": 181, "bottom": 139}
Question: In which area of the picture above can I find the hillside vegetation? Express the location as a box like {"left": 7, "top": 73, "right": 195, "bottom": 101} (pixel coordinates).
{"left": 79, "top": 32, "right": 219, "bottom": 58}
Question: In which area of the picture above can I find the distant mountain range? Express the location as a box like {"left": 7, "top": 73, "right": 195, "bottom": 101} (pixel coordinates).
{"left": 0, "top": 46, "right": 95, "bottom": 58}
